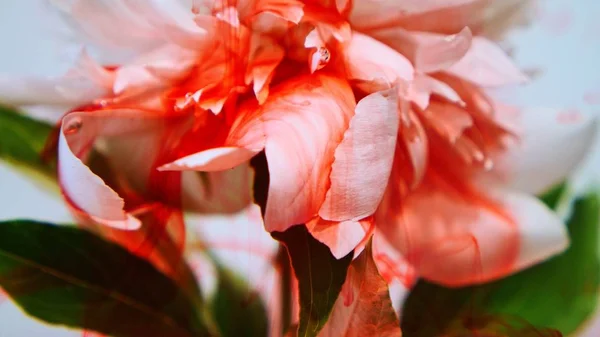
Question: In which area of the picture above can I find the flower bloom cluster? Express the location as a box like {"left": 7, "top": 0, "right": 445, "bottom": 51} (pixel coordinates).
{"left": 2, "top": 0, "right": 597, "bottom": 304}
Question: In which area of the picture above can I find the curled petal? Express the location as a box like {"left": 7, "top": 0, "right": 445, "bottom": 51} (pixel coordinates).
{"left": 58, "top": 109, "right": 169, "bottom": 229}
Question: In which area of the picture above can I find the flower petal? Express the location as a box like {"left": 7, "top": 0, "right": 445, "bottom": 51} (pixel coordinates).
{"left": 306, "top": 218, "right": 373, "bottom": 260}
{"left": 381, "top": 108, "right": 428, "bottom": 206}
{"left": 409, "top": 74, "right": 464, "bottom": 110}
{"left": 350, "top": 0, "right": 487, "bottom": 36}
{"left": 344, "top": 32, "right": 414, "bottom": 92}
{"left": 0, "top": 49, "right": 112, "bottom": 107}
{"left": 349, "top": 0, "right": 480, "bottom": 31}
{"left": 261, "top": 74, "right": 356, "bottom": 231}
{"left": 113, "top": 44, "right": 197, "bottom": 95}
{"left": 58, "top": 109, "right": 168, "bottom": 229}
{"left": 446, "top": 37, "right": 528, "bottom": 87}
{"left": 377, "top": 179, "right": 568, "bottom": 286}
{"left": 319, "top": 88, "right": 399, "bottom": 222}
{"left": 496, "top": 107, "right": 598, "bottom": 195}
{"left": 368, "top": 27, "right": 473, "bottom": 74}
{"left": 161, "top": 74, "right": 355, "bottom": 233}
{"left": 159, "top": 147, "right": 259, "bottom": 172}
{"left": 52, "top": 0, "right": 204, "bottom": 51}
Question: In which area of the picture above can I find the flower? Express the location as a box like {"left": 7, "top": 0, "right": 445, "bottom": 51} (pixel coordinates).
{"left": 0, "top": 0, "right": 596, "bottom": 292}
{"left": 351, "top": 0, "right": 598, "bottom": 287}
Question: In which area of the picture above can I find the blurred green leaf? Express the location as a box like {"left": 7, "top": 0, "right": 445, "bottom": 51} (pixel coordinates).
{"left": 401, "top": 193, "right": 600, "bottom": 336}
{"left": 0, "top": 220, "right": 213, "bottom": 337}
{"left": 0, "top": 105, "right": 55, "bottom": 173}
{"left": 539, "top": 182, "right": 567, "bottom": 210}
{"left": 273, "top": 225, "right": 353, "bottom": 337}
{"left": 211, "top": 267, "right": 269, "bottom": 337}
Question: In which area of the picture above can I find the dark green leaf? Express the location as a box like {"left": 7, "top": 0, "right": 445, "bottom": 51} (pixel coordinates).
{"left": 401, "top": 193, "right": 600, "bottom": 336}
{"left": 539, "top": 182, "right": 567, "bottom": 210}
{"left": 0, "top": 105, "right": 55, "bottom": 173}
{"left": 0, "top": 220, "right": 214, "bottom": 337}
{"left": 272, "top": 225, "right": 353, "bottom": 337}
{"left": 211, "top": 267, "right": 269, "bottom": 337}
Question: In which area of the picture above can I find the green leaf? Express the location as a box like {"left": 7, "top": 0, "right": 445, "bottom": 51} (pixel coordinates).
{"left": 538, "top": 182, "right": 567, "bottom": 210}
{"left": 401, "top": 193, "right": 600, "bottom": 336}
{"left": 272, "top": 225, "right": 353, "bottom": 337}
{"left": 211, "top": 267, "right": 269, "bottom": 337}
{"left": 0, "top": 220, "right": 214, "bottom": 337}
{"left": 0, "top": 105, "right": 55, "bottom": 173}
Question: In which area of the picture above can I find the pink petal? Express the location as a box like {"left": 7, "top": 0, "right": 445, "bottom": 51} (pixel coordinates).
{"left": 113, "top": 44, "right": 197, "bottom": 95}
{"left": 349, "top": 0, "right": 480, "bottom": 31}
{"left": 246, "top": 34, "right": 285, "bottom": 104}
{"left": 377, "top": 180, "right": 568, "bottom": 286}
{"left": 53, "top": 0, "right": 205, "bottom": 50}
{"left": 159, "top": 147, "right": 259, "bottom": 172}
{"left": 408, "top": 74, "right": 464, "bottom": 110}
{"left": 369, "top": 27, "right": 473, "bottom": 74}
{"left": 446, "top": 37, "right": 529, "bottom": 87}
{"left": 419, "top": 101, "right": 474, "bottom": 144}
{"left": 318, "top": 242, "right": 402, "bottom": 337}
{"left": 162, "top": 74, "right": 356, "bottom": 233}
{"left": 247, "top": 0, "right": 305, "bottom": 24}
{"left": 319, "top": 88, "right": 399, "bottom": 222}
{"left": 344, "top": 32, "right": 414, "bottom": 92}
{"left": 383, "top": 108, "right": 428, "bottom": 201}
{"left": 261, "top": 74, "right": 355, "bottom": 232}
{"left": 58, "top": 109, "right": 168, "bottom": 229}
{"left": 306, "top": 217, "right": 373, "bottom": 259}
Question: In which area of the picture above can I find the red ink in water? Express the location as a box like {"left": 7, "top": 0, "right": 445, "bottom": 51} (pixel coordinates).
{"left": 584, "top": 91, "right": 600, "bottom": 105}
{"left": 539, "top": 8, "right": 573, "bottom": 35}
{"left": 557, "top": 109, "right": 582, "bottom": 124}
